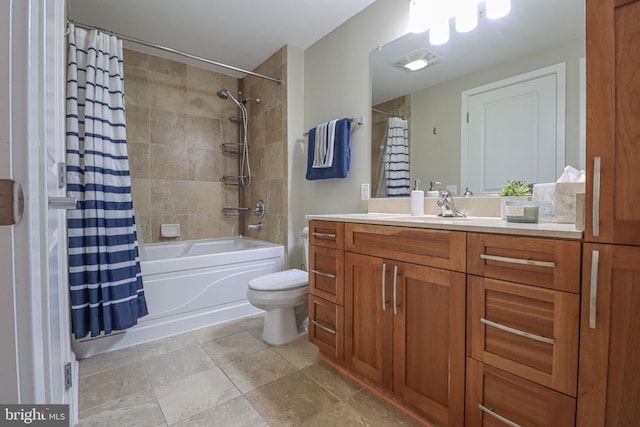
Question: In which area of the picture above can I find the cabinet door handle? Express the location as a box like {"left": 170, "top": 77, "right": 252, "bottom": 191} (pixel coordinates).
{"left": 589, "top": 250, "right": 600, "bottom": 329}
{"left": 481, "top": 318, "right": 555, "bottom": 345}
{"left": 312, "top": 232, "right": 336, "bottom": 238}
{"left": 311, "top": 269, "right": 336, "bottom": 279}
{"left": 480, "top": 253, "right": 555, "bottom": 268}
{"left": 592, "top": 156, "right": 601, "bottom": 237}
{"left": 478, "top": 405, "right": 522, "bottom": 427}
{"left": 381, "top": 263, "right": 387, "bottom": 311}
{"left": 393, "top": 265, "right": 398, "bottom": 315}
{"left": 311, "top": 320, "right": 336, "bottom": 335}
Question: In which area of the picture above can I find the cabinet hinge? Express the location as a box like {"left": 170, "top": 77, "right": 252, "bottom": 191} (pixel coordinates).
{"left": 64, "top": 362, "right": 72, "bottom": 390}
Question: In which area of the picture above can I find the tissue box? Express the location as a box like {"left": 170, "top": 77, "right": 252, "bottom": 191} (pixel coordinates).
{"left": 533, "top": 183, "right": 585, "bottom": 223}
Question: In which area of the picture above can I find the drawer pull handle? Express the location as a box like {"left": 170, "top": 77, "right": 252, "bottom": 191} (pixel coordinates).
{"left": 381, "top": 263, "right": 387, "bottom": 311}
{"left": 593, "top": 156, "right": 601, "bottom": 237}
{"left": 481, "top": 318, "right": 555, "bottom": 345}
{"left": 311, "top": 269, "right": 336, "bottom": 279}
{"left": 589, "top": 250, "right": 600, "bottom": 329}
{"left": 311, "top": 320, "right": 336, "bottom": 335}
{"left": 480, "top": 253, "right": 555, "bottom": 268}
{"left": 479, "top": 405, "right": 522, "bottom": 427}
{"left": 312, "top": 232, "right": 336, "bottom": 238}
{"left": 393, "top": 265, "right": 399, "bottom": 316}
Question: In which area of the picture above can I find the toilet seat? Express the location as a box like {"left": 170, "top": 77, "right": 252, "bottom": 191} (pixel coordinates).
{"left": 248, "top": 269, "right": 308, "bottom": 291}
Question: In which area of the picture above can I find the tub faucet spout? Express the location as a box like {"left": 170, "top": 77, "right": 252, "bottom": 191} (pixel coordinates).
{"left": 248, "top": 222, "right": 263, "bottom": 231}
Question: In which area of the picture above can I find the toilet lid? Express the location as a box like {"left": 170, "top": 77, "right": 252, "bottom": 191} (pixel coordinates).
{"left": 248, "top": 269, "right": 308, "bottom": 291}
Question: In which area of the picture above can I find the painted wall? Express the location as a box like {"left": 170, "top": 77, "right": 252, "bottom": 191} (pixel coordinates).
{"left": 410, "top": 37, "right": 585, "bottom": 193}
{"left": 302, "top": 0, "right": 408, "bottom": 215}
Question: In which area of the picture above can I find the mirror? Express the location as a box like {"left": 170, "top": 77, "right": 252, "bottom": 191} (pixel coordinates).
{"left": 371, "top": 0, "right": 585, "bottom": 197}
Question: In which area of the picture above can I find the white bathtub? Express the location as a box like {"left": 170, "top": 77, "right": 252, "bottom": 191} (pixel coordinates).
{"left": 73, "top": 237, "right": 283, "bottom": 358}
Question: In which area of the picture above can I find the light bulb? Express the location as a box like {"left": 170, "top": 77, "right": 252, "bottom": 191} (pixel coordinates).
{"left": 455, "top": 0, "right": 478, "bottom": 33}
{"left": 429, "top": 17, "right": 450, "bottom": 45}
{"left": 486, "top": 0, "right": 510, "bottom": 19}
{"left": 409, "top": 0, "right": 430, "bottom": 33}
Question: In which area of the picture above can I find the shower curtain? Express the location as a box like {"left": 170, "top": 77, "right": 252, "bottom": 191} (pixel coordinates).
{"left": 66, "top": 24, "right": 148, "bottom": 339}
{"left": 383, "top": 116, "right": 410, "bottom": 197}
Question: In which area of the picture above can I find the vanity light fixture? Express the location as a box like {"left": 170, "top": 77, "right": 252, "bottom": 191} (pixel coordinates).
{"left": 409, "top": 0, "right": 511, "bottom": 44}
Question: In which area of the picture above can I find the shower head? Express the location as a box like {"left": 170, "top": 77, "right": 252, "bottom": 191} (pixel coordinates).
{"left": 216, "top": 89, "right": 229, "bottom": 100}
{"left": 217, "top": 88, "right": 244, "bottom": 109}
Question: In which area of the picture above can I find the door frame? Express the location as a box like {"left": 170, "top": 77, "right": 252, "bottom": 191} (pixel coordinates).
{"left": 460, "top": 63, "right": 566, "bottom": 192}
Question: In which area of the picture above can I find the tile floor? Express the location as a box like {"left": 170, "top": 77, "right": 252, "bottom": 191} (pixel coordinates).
{"left": 78, "top": 315, "right": 425, "bottom": 426}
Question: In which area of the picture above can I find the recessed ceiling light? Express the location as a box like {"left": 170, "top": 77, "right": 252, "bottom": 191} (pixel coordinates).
{"left": 404, "top": 58, "right": 429, "bottom": 71}
{"left": 394, "top": 48, "right": 440, "bottom": 72}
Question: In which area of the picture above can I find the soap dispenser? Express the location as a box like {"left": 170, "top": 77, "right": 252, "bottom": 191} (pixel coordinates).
{"left": 411, "top": 180, "right": 424, "bottom": 216}
{"left": 426, "top": 181, "right": 441, "bottom": 198}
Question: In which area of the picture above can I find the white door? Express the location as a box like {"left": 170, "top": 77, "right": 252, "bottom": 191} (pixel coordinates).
{"left": 0, "top": 0, "right": 20, "bottom": 404}
{"left": 1, "top": 0, "right": 77, "bottom": 417}
{"left": 461, "top": 64, "right": 566, "bottom": 194}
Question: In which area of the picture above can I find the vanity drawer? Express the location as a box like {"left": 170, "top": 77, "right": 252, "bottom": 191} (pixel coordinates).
{"left": 468, "top": 276, "right": 579, "bottom": 396}
{"left": 308, "top": 294, "right": 344, "bottom": 362}
{"left": 309, "top": 220, "right": 344, "bottom": 250}
{"left": 466, "top": 358, "right": 576, "bottom": 427}
{"left": 467, "top": 233, "right": 581, "bottom": 293}
{"left": 309, "top": 245, "right": 344, "bottom": 305}
{"left": 345, "top": 223, "right": 466, "bottom": 272}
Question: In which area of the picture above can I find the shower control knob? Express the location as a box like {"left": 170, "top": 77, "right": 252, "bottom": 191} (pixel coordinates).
{"left": 254, "top": 200, "right": 266, "bottom": 218}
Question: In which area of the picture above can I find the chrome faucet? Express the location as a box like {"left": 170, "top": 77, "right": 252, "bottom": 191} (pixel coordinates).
{"left": 247, "top": 222, "right": 263, "bottom": 231}
{"left": 437, "top": 190, "right": 466, "bottom": 218}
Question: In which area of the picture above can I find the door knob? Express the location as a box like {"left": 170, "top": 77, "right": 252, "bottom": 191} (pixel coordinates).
{"left": 0, "top": 179, "right": 24, "bottom": 225}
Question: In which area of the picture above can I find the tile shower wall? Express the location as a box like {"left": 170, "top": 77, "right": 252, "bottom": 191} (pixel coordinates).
{"left": 124, "top": 48, "right": 243, "bottom": 243}
{"left": 242, "top": 47, "right": 288, "bottom": 248}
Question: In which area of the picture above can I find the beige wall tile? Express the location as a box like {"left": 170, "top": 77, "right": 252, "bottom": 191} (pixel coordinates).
{"left": 148, "top": 55, "right": 186, "bottom": 78}
{"left": 123, "top": 48, "right": 149, "bottom": 70}
{"left": 128, "top": 142, "right": 150, "bottom": 179}
{"left": 185, "top": 115, "right": 220, "bottom": 150}
{"left": 124, "top": 66, "right": 149, "bottom": 107}
{"left": 131, "top": 178, "right": 151, "bottom": 217}
{"left": 148, "top": 71, "right": 186, "bottom": 112}
{"left": 150, "top": 180, "right": 189, "bottom": 215}
{"left": 150, "top": 143, "right": 189, "bottom": 180}
{"left": 189, "top": 147, "right": 219, "bottom": 182}
{"left": 125, "top": 104, "right": 149, "bottom": 144}
{"left": 149, "top": 109, "right": 186, "bottom": 146}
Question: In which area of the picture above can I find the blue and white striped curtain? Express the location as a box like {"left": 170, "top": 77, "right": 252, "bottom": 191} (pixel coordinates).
{"left": 66, "top": 24, "right": 148, "bottom": 339}
{"left": 384, "top": 117, "right": 410, "bottom": 197}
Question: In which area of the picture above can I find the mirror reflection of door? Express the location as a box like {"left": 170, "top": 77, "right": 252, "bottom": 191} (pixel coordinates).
{"left": 461, "top": 63, "right": 566, "bottom": 194}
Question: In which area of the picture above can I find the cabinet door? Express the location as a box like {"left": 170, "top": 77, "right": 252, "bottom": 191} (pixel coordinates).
{"left": 586, "top": 0, "right": 640, "bottom": 244}
{"left": 466, "top": 358, "right": 576, "bottom": 427}
{"left": 309, "top": 245, "right": 344, "bottom": 304}
{"left": 578, "top": 244, "right": 640, "bottom": 426}
{"left": 344, "top": 252, "right": 393, "bottom": 389}
{"left": 468, "top": 276, "right": 579, "bottom": 396}
{"left": 308, "top": 294, "right": 344, "bottom": 362}
{"left": 393, "top": 262, "right": 466, "bottom": 426}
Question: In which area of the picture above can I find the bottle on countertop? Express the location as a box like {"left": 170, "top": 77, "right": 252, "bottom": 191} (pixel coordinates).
{"left": 411, "top": 179, "right": 424, "bottom": 216}
{"left": 426, "top": 180, "right": 441, "bottom": 197}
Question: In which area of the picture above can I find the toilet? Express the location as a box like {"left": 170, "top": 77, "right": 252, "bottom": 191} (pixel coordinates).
{"left": 247, "top": 227, "right": 309, "bottom": 345}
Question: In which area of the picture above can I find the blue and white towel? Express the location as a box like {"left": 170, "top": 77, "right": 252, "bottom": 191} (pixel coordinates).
{"left": 306, "top": 118, "right": 351, "bottom": 180}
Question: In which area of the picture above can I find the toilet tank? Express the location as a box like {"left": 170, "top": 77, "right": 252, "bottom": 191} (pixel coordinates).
{"left": 302, "top": 227, "right": 309, "bottom": 271}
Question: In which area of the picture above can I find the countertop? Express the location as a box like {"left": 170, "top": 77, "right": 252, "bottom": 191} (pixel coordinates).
{"left": 306, "top": 213, "right": 583, "bottom": 240}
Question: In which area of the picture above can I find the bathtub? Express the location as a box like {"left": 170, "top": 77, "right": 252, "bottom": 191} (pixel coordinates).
{"left": 73, "top": 237, "right": 284, "bottom": 358}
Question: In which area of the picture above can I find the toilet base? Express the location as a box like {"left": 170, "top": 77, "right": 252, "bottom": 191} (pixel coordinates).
{"left": 262, "top": 307, "right": 305, "bottom": 346}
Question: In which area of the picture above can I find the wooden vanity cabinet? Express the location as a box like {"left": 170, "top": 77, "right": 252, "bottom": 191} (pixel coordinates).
{"left": 466, "top": 232, "right": 581, "bottom": 424}
{"left": 344, "top": 223, "right": 466, "bottom": 426}
{"left": 585, "top": 0, "right": 640, "bottom": 245}
{"left": 577, "top": 244, "right": 640, "bottom": 426}
{"left": 308, "top": 221, "right": 345, "bottom": 362}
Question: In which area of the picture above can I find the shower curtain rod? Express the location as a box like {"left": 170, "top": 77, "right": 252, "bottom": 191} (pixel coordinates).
{"left": 371, "top": 107, "right": 402, "bottom": 118}
{"left": 67, "top": 20, "right": 283, "bottom": 85}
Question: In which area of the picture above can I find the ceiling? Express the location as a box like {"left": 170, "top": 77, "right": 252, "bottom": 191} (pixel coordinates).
{"left": 68, "top": 0, "right": 377, "bottom": 78}
{"left": 372, "top": 0, "right": 585, "bottom": 104}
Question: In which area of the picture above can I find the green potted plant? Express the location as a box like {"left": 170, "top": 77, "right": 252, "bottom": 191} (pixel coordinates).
{"left": 498, "top": 179, "right": 534, "bottom": 219}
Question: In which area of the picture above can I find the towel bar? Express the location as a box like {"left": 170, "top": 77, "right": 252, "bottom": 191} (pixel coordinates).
{"left": 304, "top": 116, "right": 364, "bottom": 136}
